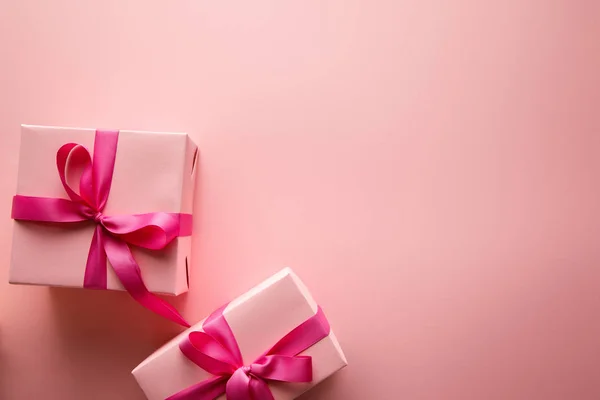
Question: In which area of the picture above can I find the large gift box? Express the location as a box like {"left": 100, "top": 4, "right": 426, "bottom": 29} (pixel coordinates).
{"left": 133, "top": 268, "right": 347, "bottom": 399}
{"left": 10, "top": 125, "right": 198, "bottom": 324}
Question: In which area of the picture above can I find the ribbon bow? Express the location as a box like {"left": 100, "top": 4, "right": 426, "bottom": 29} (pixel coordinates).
{"left": 168, "top": 305, "right": 330, "bottom": 400}
{"left": 12, "top": 130, "right": 191, "bottom": 327}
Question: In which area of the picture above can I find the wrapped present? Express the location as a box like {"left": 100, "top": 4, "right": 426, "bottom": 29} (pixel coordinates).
{"left": 132, "top": 268, "right": 347, "bottom": 399}
{"left": 10, "top": 125, "right": 198, "bottom": 326}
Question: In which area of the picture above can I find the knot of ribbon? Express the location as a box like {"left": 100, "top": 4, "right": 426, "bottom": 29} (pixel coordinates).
{"left": 167, "top": 305, "right": 330, "bottom": 400}
{"left": 11, "top": 130, "right": 192, "bottom": 327}
{"left": 93, "top": 212, "right": 104, "bottom": 223}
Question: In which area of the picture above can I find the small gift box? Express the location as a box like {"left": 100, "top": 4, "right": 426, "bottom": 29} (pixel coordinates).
{"left": 132, "top": 268, "right": 347, "bottom": 400}
{"left": 10, "top": 125, "right": 198, "bottom": 325}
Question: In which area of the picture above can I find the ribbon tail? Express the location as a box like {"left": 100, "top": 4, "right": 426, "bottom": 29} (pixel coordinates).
{"left": 249, "top": 378, "right": 275, "bottom": 400}
{"left": 83, "top": 226, "right": 108, "bottom": 289}
{"left": 166, "top": 375, "right": 228, "bottom": 400}
{"left": 102, "top": 234, "right": 190, "bottom": 327}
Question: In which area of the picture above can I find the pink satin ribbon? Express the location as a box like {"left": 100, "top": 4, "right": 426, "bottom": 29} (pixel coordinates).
{"left": 11, "top": 130, "right": 191, "bottom": 327}
{"left": 167, "top": 305, "right": 330, "bottom": 400}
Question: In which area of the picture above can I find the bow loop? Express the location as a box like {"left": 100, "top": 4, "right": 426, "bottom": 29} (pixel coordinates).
{"left": 100, "top": 212, "right": 185, "bottom": 250}
{"left": 250, "top": 355, "right": 313, "bottom": 383}
{"left": 180, "top": 331, "right": 239, "bottom": 375}
{"left": 56, "top": 130, "right": 118, "bottom": 213}
{"left": 56, "top": 142, "right": 93, "bottom": 205}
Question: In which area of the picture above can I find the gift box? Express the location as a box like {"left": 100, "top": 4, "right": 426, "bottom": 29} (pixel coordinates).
{"left": 10, "top": 125, "right": 197, "bottom": 324}
{"left": 132, "top": 268, "right": 347, "bottom": 400}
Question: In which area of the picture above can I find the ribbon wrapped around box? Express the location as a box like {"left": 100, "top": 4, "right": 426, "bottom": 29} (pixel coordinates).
{"left": 132, "top": 268, "right": 347, "bottom": 400}
{"left": 10, "top": 125, "right": 198, "bottom": 326}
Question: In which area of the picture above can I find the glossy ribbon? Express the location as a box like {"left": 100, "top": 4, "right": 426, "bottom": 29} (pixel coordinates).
{"left": 11, "top": 130, "right": 191, "bottom": 327}
{"left": 167, "top": 305, "right": 330, "bottom": 400}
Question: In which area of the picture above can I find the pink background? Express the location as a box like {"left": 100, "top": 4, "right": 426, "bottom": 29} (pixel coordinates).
{"left": 0, "top": 1, "right": 599, "bottom": 399}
